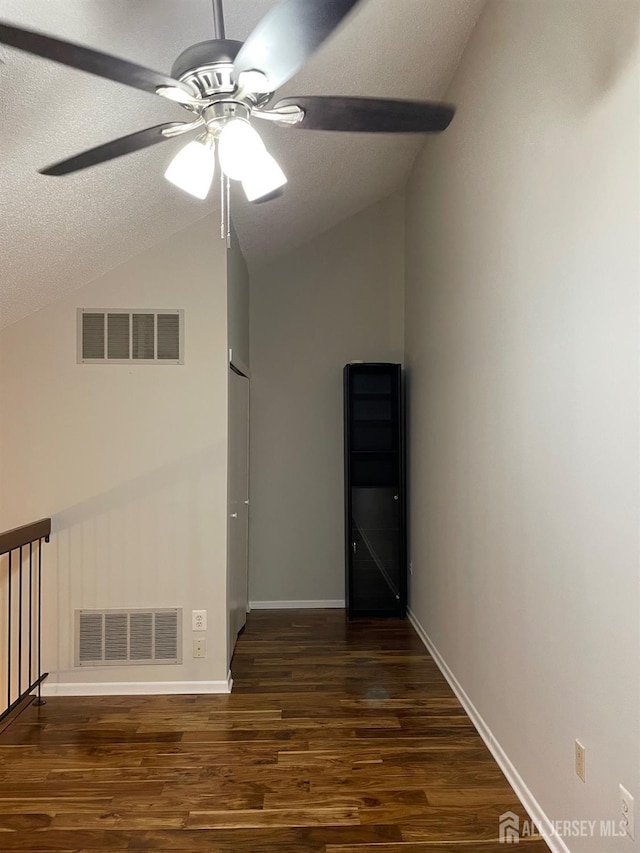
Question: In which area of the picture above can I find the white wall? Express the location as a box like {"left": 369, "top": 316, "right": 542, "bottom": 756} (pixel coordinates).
{"left": 404, "top": 2, "right": 640, "bottom": 850}
{"left": 249, "top": 193, "right": 404, "bottom": 604}
{"left": 0, "top": 214, "right": 231, "bottom": 690}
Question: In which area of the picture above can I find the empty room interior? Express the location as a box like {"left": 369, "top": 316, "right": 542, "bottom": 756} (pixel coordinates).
{"left": 0, "top": 1, "right": 639, "bottom": 851}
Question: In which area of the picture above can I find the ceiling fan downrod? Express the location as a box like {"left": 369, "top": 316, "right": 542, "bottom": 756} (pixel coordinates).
{"left": 212, "top": 0, "right": 226, "bottom": 40}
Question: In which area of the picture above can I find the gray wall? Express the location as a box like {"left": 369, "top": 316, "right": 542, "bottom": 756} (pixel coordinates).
{"left": 404, "top": 1, "right": 640, "bottom": 846}
{"left": 249, "top": 193, "right": 404, "bottom": 604}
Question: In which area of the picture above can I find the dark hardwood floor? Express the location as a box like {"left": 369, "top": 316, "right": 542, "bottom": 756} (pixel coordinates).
{"left": 0, "top": 609, "right": 548, "bottom": 851}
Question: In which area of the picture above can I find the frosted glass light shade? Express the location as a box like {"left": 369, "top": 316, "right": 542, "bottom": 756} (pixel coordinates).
{"left": 218, "top": 119, "right": 266, "bottom": 181}
{"left": 164, "top": 139, "right": 216, "bottom": 200}
{"left": 242, "top": 151, "right": 287, "bottom": 202}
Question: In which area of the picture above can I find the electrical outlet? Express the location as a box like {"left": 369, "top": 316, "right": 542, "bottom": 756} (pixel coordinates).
{"left": 620, "top": 785, "right": 635, "bottom": 840}
{"left": 192, "top": 610, "right": 207, "bottom": 631}
{"left": 193, "top": 638, "right": 206, "bottom": 659}
{"left": 575, "top": 740, "right": 586, "bottom": 782}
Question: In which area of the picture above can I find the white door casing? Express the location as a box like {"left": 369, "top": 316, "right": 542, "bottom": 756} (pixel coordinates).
{"left": 227, "top": 368, "right": 250, "bottom": 666}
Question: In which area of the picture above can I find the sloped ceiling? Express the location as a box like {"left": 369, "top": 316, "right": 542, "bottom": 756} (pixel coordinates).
{"left": 0, "top": 0, "right": 485, "bottom": 328}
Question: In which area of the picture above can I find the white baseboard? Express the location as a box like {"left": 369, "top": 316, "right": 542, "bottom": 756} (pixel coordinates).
{"left": 42, "top": 672, "right": 233, "bottom": 697}
{"left": 407, "top": 608, "right": 570, "bottom": 853}
{"left": 249, "top": 600, "right": 345, "bottom": 610}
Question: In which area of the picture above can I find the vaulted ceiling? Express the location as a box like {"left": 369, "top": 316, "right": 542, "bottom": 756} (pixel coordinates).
{"left": 0, "top": 0, "right": 484, "bottom": 328}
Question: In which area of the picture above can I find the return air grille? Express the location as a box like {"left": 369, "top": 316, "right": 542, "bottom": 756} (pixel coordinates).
{"left": 75, "top": 609, "right": 182, "bottom": 666}
{"left": 78, "top": 309, "right": 184, "bottom": 364}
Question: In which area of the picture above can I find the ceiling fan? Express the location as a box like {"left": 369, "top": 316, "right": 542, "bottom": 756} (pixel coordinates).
{"left": 0, "top": 0, "right": 456, "bottom": 204}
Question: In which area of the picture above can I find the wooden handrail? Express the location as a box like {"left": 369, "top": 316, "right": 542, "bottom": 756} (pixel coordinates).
{"left": 0, "top": 519, "right": 51, "bottom": 556}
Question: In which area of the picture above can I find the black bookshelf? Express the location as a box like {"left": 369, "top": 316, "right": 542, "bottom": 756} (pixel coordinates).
{"left": 344, "top": 363, "right": 406, "bottom": 619}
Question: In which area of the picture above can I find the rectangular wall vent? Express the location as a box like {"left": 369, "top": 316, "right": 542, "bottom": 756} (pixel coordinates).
{"left": 75, "top": 608, "right": 182, "bottom": 666}
{"left": 78, "top": 309, "right": 184, "bottom": 364}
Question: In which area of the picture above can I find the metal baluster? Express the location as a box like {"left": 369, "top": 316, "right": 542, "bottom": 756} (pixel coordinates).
{"left": 18, "top": 546, "right": 23, "bottom": 698}
{"left": 28, "top": 542, "right": 33, "bottom": 686}
{"left": 7, "top": 551, "right": 11, "bottom": 709}
{"left": 33, "top": 539, "right": 45, "bottom": 707}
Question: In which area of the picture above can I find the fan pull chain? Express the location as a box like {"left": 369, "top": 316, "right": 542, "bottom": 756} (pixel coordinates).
{"left": 219, "top": 169, "right": 232, "bottom": 248}
{"left": 220, "top": 168, "right": 225, "bottom": 241}
{"left": 226, "top": 175, "right": 231, "bottom": 249}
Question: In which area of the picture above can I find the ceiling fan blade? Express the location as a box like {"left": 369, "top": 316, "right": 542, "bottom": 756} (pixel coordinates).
{"left": 233, "top": 0, "right": 362, "bottom": 93}
{"left": 251, "top": 188, "right": 285, "bottom": 205}
{"left": 39, "top": 123, "right": 187, "bottom": 176}
{"left": 273, "top": 96, "right": 456, "bottom": 133}
{"left": 0, "top": 22, "right": 197, "bottom": 105}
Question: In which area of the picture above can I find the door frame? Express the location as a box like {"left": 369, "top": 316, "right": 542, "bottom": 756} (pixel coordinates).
{"left": 227, "top": 360, "right": 250, "bottom": 667}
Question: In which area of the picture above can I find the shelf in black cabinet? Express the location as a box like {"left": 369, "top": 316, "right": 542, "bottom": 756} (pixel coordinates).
{"left": 350, "top": 450, "right": 397, "bottom": 455}
{"left": 351, "top": 392, "right": 394, "bottom": 400}
{"left": 351, "top": 417, "right": 394, "bottom": 425}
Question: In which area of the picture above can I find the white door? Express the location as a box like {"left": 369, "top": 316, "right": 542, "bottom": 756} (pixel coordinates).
{"left": 227, "top": 368, "right": 249, "bottom": 665}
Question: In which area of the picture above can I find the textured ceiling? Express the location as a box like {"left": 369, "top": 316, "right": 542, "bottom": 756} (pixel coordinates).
{"left": 0, "top": 0, "right": 485, "bottom": 328}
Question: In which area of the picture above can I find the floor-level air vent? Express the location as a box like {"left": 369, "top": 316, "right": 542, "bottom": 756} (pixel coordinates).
{"left": 78, "top": 309, "right": 183, "bottom": 364}
{"left": 75, "top": 609, "right": 182, "bottom": 666}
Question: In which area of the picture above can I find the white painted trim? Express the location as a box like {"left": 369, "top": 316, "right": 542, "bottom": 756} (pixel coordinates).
{"left": 249, "top": 600, "right": 345, "bottom": 610}
{"left": 42, "top": 673, "right": 233, "bottom": 697}
{"left": 407, "top": 608, "right": 570, "bottom": 853}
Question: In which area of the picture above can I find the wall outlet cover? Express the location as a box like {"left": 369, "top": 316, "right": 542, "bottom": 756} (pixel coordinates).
{"left": 192, "top": 610, "right": 207, "bottom": 631}
{"left": 575, "top": 740, "right": 586, "bottom": 782}
{"left": 620, "top": 784, "right": 635, "bottom": 840}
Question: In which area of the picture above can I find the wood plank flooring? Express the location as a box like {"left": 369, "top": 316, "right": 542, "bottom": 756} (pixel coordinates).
{"left": 0, "top": 610, "right": 549, "bottom": 851}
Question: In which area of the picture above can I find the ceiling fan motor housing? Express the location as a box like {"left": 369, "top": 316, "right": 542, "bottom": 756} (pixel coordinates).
{"left": 172, "top": 39, "right": 245, "bottom": 102}
{"left": 203, "top": 100, "right": 251, "bottom": 132}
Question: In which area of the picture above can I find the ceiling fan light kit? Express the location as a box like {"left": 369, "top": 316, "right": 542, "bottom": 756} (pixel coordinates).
{"left": 1, "top": 0, "right": 457, "bottom": 238}
{"left": 164, "top": 137, "right": 217, "bottom": 200}
{"left": 164, "top": 115, "right": 288, "bottom": 205}
{"left": 242, "top": 152, "right": 287, "bottom": 202}
{"left": 218, "top": 118, "right": 288, "bottom": 199}
{"left": 218, "top": 118, "right": 265, "bottom": 181}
